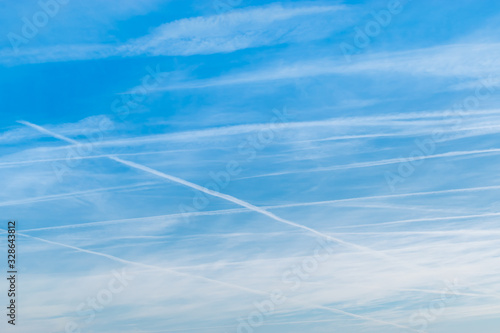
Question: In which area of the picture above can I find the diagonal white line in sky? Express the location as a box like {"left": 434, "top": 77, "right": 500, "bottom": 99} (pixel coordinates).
{"left": 1, "top": 229, "right": 416, "bottom": 331}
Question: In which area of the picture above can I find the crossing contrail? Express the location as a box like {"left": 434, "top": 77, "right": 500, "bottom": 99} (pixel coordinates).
{"left": 19, "top": 120, "right": 420, "bottom": 269}
{"left": 1, "top": 229, "right": 416, "bottom": 331}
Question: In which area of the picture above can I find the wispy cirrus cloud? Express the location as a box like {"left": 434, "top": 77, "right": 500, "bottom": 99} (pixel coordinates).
{"left": 4, "top": 1, "right": 500, "bottom": 332}
{"left": 148, "top": 43, "right": 500, "bottom": 90}
{"left": 0, "top": 3, "right": 348, "bottom": 65}
{"left": 122, "top": 4, "right": 348, "bottom": 56}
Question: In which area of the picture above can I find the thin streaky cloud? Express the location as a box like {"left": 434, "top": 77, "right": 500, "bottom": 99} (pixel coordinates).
{"left": 1, "top": 4, "right": 347, "bottom": 65}
{"left": 19, "top": 208, "right": 249, "bottom": 232}
{"left": 20, "top": 184, "right": 500, "bottom": 233}
{"left": 23, "top": 112, "right": 500, "bottom": 152}
{"left": 12, "top": 109, "right": 500, "bottom": 161}
{"left": 20, "top": 120, "right": 424, "bottom": 271}
{"left": 0, "top": 182, "right": 157, "bottom": 207}
{"left": 0, "top": 148, "right": 199, "bottom": 169}
{"left": 0, "top": 230, "right": 413, "bottom": 331}
{"left": 109, "top": 156, "right": 419, "bottom": 270}
{"left": 270, "top": 184, "right": 500, "bottom": 209}
{"left": 152, "top": 43, "right": 500, "bottom": 90}
{"left": 397, "top": 288, "right": 499, "bottom": 299}
{"left": 124, "top": 4, "right": 346, "bottom": 56}
{"left": 333, "top": 212, "right": 500, "bottom": 229}
{"left": 239, "top": 148, "right": 500, "bottom": 180}
{"left": 5, "top": 2, "right": 500, "bottom": 332}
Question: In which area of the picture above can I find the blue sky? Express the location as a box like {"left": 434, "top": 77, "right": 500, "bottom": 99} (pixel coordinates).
{"left": 1, "top": 0, "right": 500, "bottom": 332}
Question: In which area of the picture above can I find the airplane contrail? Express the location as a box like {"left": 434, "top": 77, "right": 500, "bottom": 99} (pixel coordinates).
{"left": 335, "top": 212, "right": 500, "bottom": 229}
{"left": 0, "top": 148, "right": 201, "bottom": 169}
{"left": 239, "top": 148, "right": 500, "bottom": 180}
{"left": 0, "top": 182, "right": 157, "bottom": 207}
{"left": 20, "top": 184, "right": 500, "bottom": 233}
{"left": 19, "top": 120, "right": 420, "bottom": 269}
{"left": 17, "top": 108, "right": 500, "bottom": 151}
{"left": 1, "top": 229, "right": 416, "bottom": 331}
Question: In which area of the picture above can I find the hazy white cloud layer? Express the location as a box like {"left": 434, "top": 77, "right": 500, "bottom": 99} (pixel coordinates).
{"left": 1, "top": 1, "right": 500, "bottom": 333}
